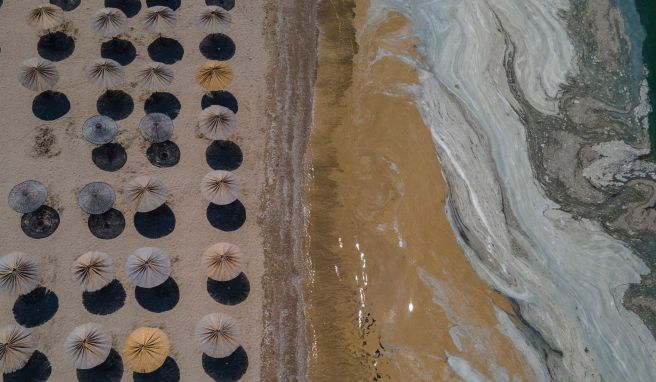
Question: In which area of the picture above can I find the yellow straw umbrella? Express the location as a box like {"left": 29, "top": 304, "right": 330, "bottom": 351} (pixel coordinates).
{"left": 195, "top": 61, "right": 233, "bottom": 91}
{"left": 122, "top": 327, "right": 170, "bottom": 373}
{"left": 202, "top": 242, "right": 245, "bottom": 282}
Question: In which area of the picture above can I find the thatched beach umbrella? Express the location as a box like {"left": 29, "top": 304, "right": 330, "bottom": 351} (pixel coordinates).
{"left": 125, "top": 247, "right": 171, "bottom": 288}
{"left": 0, "top": 253, "right": 40, "bottom": 296}
{"left": 136, "top": 62, "right": 174, "bottom": 91}
{"left": 92, "top": 7, "right": 128, "bottom": 38}
{"left": 78, "top": 182, "right": 116, "bottom": 215}
{"left": 141, "top": 6, "right": 176, "bottom": 35}
{"left": 0, "top": 324, "right": 35, "bottom": 374}
{"left": 19, "top": 58, "right": 59, "bottom": 92}
{"left": 83, "top": 115, "right": 118, "bottom": 145}
{"left": 202, "top": 242, "right": 244, "bottom": 282}
{"left": 8, "top": 180, "right": 47, "bottom": 214}
{"left": 139, "top": 113, "right": 173, "bottom": 143}
{"left": 63, "top": 323, "right": 112, "bottom": 370}
{"left": 86, "top": 58, "right": 125, "bottom": 89}
{"left": 201, "top": 170, "right": 240, "bottom": 205}
{"left": 71, "top": 251, "right": 114, "bottom": 292}
{"left": 195, "top": 6, "right": 231, "bottom": 34}
{"left": 27, "top": 5, "right": 63, "bottom": 30}
{"left": 195, "top": 313, "right": 241, "bottom": 358}
{"left": 195, "top": 61, "right": 233, "bottom": 91}
{"left": 122, "top": 327, "right": 170, "bottom": 373}
{"left": 198, "top": 105, "right": 237, "bottom": 140}
{"left": 124, "top": 176, "right": 168, "bottom": 213}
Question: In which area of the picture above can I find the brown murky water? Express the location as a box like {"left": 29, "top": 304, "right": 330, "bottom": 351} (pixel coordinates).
{"left": 305, "top": 1, "right": 537, "bottom": 380}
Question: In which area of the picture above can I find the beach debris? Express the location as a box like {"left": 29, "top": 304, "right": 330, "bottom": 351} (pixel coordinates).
{"left": 201, "top": 170, "right": 240, "bottom": 205}
{"left": 0, "top": 253, "right": 40, "bottom": 296}
{"left": 198, "top": 105, "right": 237, "bottom": 140}
{"left": 195, "top": 313, "right": 241, "bottom": 358}
{"left": 136, "top": 62, "right": 174, "bottom": 91}
{"left": 92, "top": 7, "right": 127, "bottom": 37}
{"left": 86, "top": 58, "right": 125, "bottom": 89}
{"left": 19, "top": 58, "right": 59, "bottom": 92}
{"left": 125, "top": 247, "right": 171, "bottom": 288}
{"left": 202, "top": 242, "right": 244, "bottom": 282}
{"left": 195, "top": 6, "right": 231, "bottom": 34}
{"left": 8, "top": 180, "right": 47, "bottom": 214}
{"left": 139, "top": 113, "right": 173, "bottom": 143}
{"left": 82, "top": 115, "right": 118, "bottom": 145}
{"left": 122, "top": 327, "right": 170, "bottom": 373}
{"left": 63, "top": 323, "right": 112, "bottom": 370}
{"left": 124, "top": 176, "right": 168, "bottom": 213}
{"left": 78, "top": 182, "right": 116, "bottom": 215}
{"left": 195, "top": 61, "right": 233, "bottom": 91}
{"left": 71, "top": 251, "right": 115, "bottom": 292}
{"left": 27, "top": 5, "right": 63, "bottom": 30}
{"left": 0, "top": 324, "right": 35, "bottom": 374}
{"left": 141, "top": 6, "right": 176, "bottom": 35}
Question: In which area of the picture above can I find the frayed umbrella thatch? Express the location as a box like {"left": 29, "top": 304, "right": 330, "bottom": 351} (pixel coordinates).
{"left": 198, "top": 105, "right": 236, "bottom": 140}
{"left": 8, "top": 180, "right": 47, "bottom": 214}
{"left": 0, "top": 324, "right": 35, "bottom": 374}
{"left": 124, "top": 176, "right": 168, "bottom": 213}
{"left": 202, "top": 242, "right": 244, "bottom": 282}
{"left": 195, "top": 61, "right": 233, "bottom": 91}
{"left": 27, "top": 5, "right": 63, "bottom": 30}
{"left": 125, "top": 247, "right": 171, "bottom": 288}
{"left": 92, "top": 8, "right": 127, "bottom": 37}
{"left": 201, "top": 170, "right": 240, "bottom": 205}
{"left": 83, "top": 115, "right": 118, "bottom": 145}
{"left": 141, "top": 6, "right": 176, "bottom": 34}
{"left": 86, "top": 58, "right": 125, "bottom": 89}
{"left": 195, "top": 6, "right": 231, "bottom": 34}
{"left": 71, "top": 251, "right": 115, "bottom": 292}
{"left": 139, "top": 113, "right": 173, "bottom": 143}
{"left": 19, "top": 58, "right": 59, "bottom": 92}
{"left": 122, "top": 327, "right": 169, "bottom": 373}
{"left": 78, "top": 182, "right": 116, "bottom": 215}
{"left": 195, "top": 313, "right": 241, "bottom": 358}
{"left": 0, "top": 253, "right": 40, "bottom": 296}
{"left": 136, "top": 62, "right": 174, "bottom": 91}
{"left": 64, "top": 323, "right": 112, "bottom": 370}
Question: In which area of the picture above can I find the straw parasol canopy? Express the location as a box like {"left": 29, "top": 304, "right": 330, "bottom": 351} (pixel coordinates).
{"left": 0, "top": 324, "right": 35, "bottom": 374}
{"left": 125, "top": 247, "right": 171, "bottom": 288}
{"left": 0, "top": 252, "right": 40, "bottom": 296}
{"left": 136, "top": 62, "right": 174, "bottom": 91}
{"left": 122, "top": 327, "right": 170, "bottom": 373}
{"left": 195, "top": 313, "right": 241, "bottom": 358}
{"left": 198, "top": 105, "right": 237, "bottom": 140}
{"left": 195, "top": 61, "right": 233, "bottom": 91}
{"left": 8, "top": 180, "right": 48, "bottom": 214}
{"left": 27, "top": 5, "right": 63, "bottom": 30}
{"left": 71, "top": 251, "right": 114, "bottom": 292}
{"left": 139, "top": 113, "right": 173, "bottom": 143}
{"left": 78, "top": 182, "right": 116, "bottom": 215}
{"left": 201, "top": 170, "right": 240, "bottom": 205}
{"left": 19, "top": 58, "right": 59, "bottom": 92}
{"left": 195, "top": 6, "right": 231, "bottom": 34}
{"left": 86, "top": 58, "right": 125, "bottom": 89}
{"left": 141, "top": 6, "right": 176, "bottom": 34}
{"left": 124, "top": 176, "right": 168, "bottom": 213}
{"left": 202, "top": 242, "right": 245, "bottom": 282}
{"left": 92, "top": 8, "right": 128, "bottom": 37}
{"left": 83, "top": 115, "right": 118, "bottom": 145}
{"left": 63, "top": 323, "right": 112, "bottom": 370}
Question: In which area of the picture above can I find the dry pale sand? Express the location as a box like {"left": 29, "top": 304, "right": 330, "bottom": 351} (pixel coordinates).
{"left": 0, "top": 1, "right": 273, "bottom": 380}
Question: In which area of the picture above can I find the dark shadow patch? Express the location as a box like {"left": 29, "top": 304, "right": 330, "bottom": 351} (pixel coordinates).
{"left": 32, "top": 91, "right": 70, "bottom": 121}
{"left": 201, "top": 91, "right": 238, "bottom": 114}
{"left": 76, "top": 349, "right": 123, "bottom": 382}
{"left": 135, "top": 277, "right": 179, "bottom": 313}
{"left": 199, "top": 34, "right": 236, "bottom": 61}
{"left": 147, "top": 37, "right": 184, "bottom": 65}
{"left": 202, "top": 347, "right": 248, "bottom": 382}
{"left": 147, "top": 141, "right": 180, "bottom": 168}
{"left": 133, "top": 357, "right": 180, "bottom": 382}
{"left": 82, "top": 280, "right": 126, "bottom": 315}
{"left": 105, "top": 0, "right": 141, "bottom": 17}
{"left": 144, "top": 92, "right": 180, "bottom": 119}
{"left": 101, "top": 38, "right": 137, "bottom": 66}
{"left": 37, "top": 32, "right": 75, "bottom": 61}
{"left": 206, "top": 200, "right": 245, "bottom": 232}
{"left": 92, "top": 143, "right": 127, "bottom": 172}
{"left": 97, "top": 90, "right": 134, "bottom": 121}
{"left": 134, "top": 204, "right": 176, "bottom": 239}
{"left": 13, "top": 287, "right": 58, "bottom": 327}
{"left": 207, "top": 273, "right": 249, "bottom": 305}
{"left": 3, "top": 351, "right": 51, "bottom": 382}
{"left": 205, "top": 0, "right": 235, "bottom": 11}
{"left": 88, "top": 209, "right": 125, "bottom": 240}
{"left": 21, "top": 205, "right": 60, "bottom": 239}
{"left": 50, "top": 0, "right": 80, "bottom": 11}
{"left": 206, "top": 140, "right": 242, "bottom": 171}
{"left": 146, "top": 0, "right": 180, "bottom": 9}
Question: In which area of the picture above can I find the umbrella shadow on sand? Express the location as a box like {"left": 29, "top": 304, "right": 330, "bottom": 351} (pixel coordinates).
{"left": 206, "top": 140, "right": 242, "bottom": 171}
{"left": 144, "top": 92, "right": 180, "bottom": 119}
{"left": 88, "top": 208, "right": 126, "bottom": 239}
{"left": 133, "top": 357, "right": 180, "bottom": 382}
{"left": 199, "top": 34, "right": 236, "bottom": 61}
{"left": 147, "top": 141, "right": 180, "bottom": 168}
{"left": 77, "top": 349, "right": 123, "bottom": 382}
{"left": 146, "top": 0, "right": 181, "bottom": 10}
{"left": 206, "top": 200, "right": 246, "bottom": 232}
{"left": 202, "top": 347, "right": 248, "bottom": 382}
{"left": 97, "top": 90, "right": 134, "bottom": 121}
{"left": 134, "top": 204, "right": 176, "bottom": 239}
{"left": 13, "top": 287, "right": 58, "bottom": 328}
{"left": 135, "top": 277, "right": 179, "bottom": 313}
{"left": 92, "top": 143, "right": 128, "bottom": 172}
{"left": 205, "top": 0, "right": 235, "bottom": 11}
{"left": 207, "top": 273, "right": 250, "bottom": 305}
{"left": 21, "top": 205, "right": 60, "bottom": 239}
{"left": 32, "top": 91, "right": 70, "bottom": 121}
{"left": 50, "top": 0, "right": 80, "bottom": 11}
{"left": 83, "top": 279, "right": 126, "bottom": 315}
{"left": 201, "top": 91, "right": 238, "bottom": 113}
{"left": 105, "top": 0, "right": 141, "bottom": 17}
{"left": 148, "top": 38, "right": 184, "bottom": 65}
{"left": 3, "top": 351, "right": 52, "bottom": 382}
{"left": 38, "top": 32, "right": 75, "bottom": 61}
{"left": 101, "top": 39, "right": 137, "bottom": 66}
